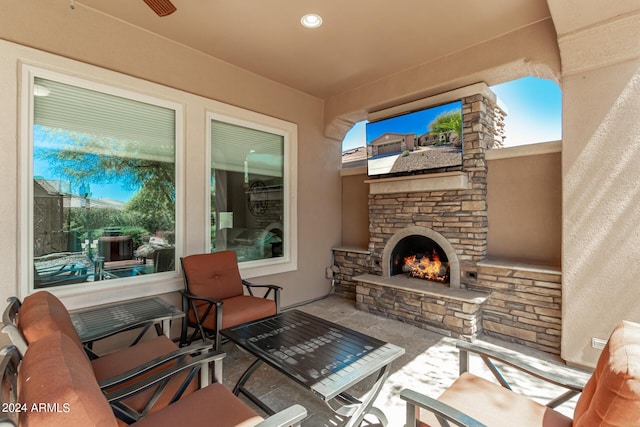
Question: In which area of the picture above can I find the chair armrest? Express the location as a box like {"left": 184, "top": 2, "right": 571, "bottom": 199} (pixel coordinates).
{"left": 456, "top": 340, "right": 590, "bottom": 392}
{"left": 242, "top": 281, "right": 283, "bottom": 291}
{"left": 400, "top": 388, "right": 487, "bottom": 427}
{"left": 98, "top": 340, "right": 218, "bottom": 389}
{"left": 104, "top": 350, "right": 224, "bottom": 403}
{"left": 256, "top": 404, "right": 307, "bottom": 427}
{"left": 242, "top": 281, "right": 281, "bottom": 310}
{"left": 0, "top": 325, "right": 27, "bottom": 357}
{"left": 180, "top": 290, "right": 223, "bottom": 307}
{"left": 2, "top": 297, "right": 20, "bottom": 326}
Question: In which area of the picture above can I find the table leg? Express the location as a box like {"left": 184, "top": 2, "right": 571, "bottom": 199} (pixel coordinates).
{"left": 233, "top": 358, "right": 275, "bottom": 416}
{"left": 333, "top": 365, "right": 391, "bottom": 427}
{"left": 162, "top": 319, "right": 171, "bottom": 338}
{"left": 200, "top": 360, "right": 210, "bottom": 387}
{"left": 213, "top": 359, "right": 223, "bottom": 384}
{"left": 365, "top": 407, "right": 388, "bottom": 426}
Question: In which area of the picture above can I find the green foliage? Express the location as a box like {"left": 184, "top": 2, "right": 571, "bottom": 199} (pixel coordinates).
{"left": 120, "top": 226, "right": 149, "bottom": 248}
{"left": 401, "top": 150, "right": 411, "bottom": 157}
{"left": 67, "top": 207, "right": 151, "bottom": 247}
{"left": 36, "top": 127, "right": 175, "bottom": 238}
{"left": 428, "top": 110, "right": 462, "bottom": 139}
{"left": 69, "top": 207, "right": 131, "bottom": 233}
{"left": 124, "top": 186, "right": 174, "bottom": 237}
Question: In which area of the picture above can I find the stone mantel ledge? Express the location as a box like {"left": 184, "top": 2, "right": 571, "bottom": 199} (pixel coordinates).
{"left": 332, "top": 247, "right": 371, "bottom": 255}
{"left": 477, "top": 259, "right": 561, "bottom": 275}
{"left": 354, "top": 274, "right": 489, "bottom": 303}
{"left": 364, "top": 171, "right": 468, "bottom": 195}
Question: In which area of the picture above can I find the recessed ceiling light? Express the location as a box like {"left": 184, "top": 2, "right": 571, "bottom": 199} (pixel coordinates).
{"left": 300, "top": 13, "right": 322, "bottom": 29}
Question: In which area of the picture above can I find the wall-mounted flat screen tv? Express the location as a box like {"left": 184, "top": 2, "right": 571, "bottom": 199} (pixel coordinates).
{"left": 366, "top": 100, "right": 463, "bottom": 177}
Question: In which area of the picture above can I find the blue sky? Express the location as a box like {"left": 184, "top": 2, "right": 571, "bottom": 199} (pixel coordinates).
{"left": 35, "top": 154, "right": 136, "bottom": 202}
{"left": 343, "top": 76, "right": 562, "bottom": 151}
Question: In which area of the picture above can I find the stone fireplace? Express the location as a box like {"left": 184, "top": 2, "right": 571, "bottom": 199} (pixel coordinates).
{"left": 346, "top": 83, "right": 504, "bottom": 339}
{"left": 332, "top": 85, "right": 563, "bottom": 353}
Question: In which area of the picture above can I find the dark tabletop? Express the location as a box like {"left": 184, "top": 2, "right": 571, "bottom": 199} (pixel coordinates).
{"left": 221, "top": 309, "right": 404, "bottom": 400}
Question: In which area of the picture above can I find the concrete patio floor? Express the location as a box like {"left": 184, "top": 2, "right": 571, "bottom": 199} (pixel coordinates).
{"left": 221, "top": 294, "right": 589, "bottom": 426}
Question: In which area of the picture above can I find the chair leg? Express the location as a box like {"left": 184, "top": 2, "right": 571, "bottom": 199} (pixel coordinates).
{"left": 406, "top": 400, "right": 418, "bottom": 427}
{"left": 275, "top": 288, "right": 281, "bottom": 314}
{"left": 215, "top": 307, "right": 223, "bottom": 350}
{"left": 180, "top": 296, "right": 189, "bottom": 346}
{"left": 459, "top": 348, "right": 469, "bottom": 375}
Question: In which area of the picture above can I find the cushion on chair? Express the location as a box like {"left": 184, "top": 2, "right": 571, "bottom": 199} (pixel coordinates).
{"left": 418, "top": 372, "right": 572, "bottom": 427}
{"left": 573, "top": 320, "right": 640, "bottom": 426}
{"left": 130, "top": 383, "right": 263, "bottom": 427}
{"left": 190, "top": 295, "right": 276, "bottom": 331}
{"left": 182, "top": 251, "right": 244, "bottom": 300}
{"left": 19, "top": 331, "right": 118, "bottom": 427}
{"left": 91, "top": 335, "right": 198, "bottom": 417}
{"left": 18, "top": 291, "right": 87, "bottom": 357}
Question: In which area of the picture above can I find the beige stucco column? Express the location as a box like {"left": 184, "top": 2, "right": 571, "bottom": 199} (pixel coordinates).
{"left": 551, "top": 2, "right": 640, "bottom": 366}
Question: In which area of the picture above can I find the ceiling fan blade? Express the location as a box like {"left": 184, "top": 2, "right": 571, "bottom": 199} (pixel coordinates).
{"left": 142, "top": 0, "right": 177, "bottom": 17}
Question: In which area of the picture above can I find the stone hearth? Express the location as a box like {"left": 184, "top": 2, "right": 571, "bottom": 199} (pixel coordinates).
{"left": 355, "top": 273, "right": 488, "bottom": 338}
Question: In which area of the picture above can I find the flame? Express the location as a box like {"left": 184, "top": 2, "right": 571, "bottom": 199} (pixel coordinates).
{"left": 403, "top": 250, "right": 448, "bottom": 282}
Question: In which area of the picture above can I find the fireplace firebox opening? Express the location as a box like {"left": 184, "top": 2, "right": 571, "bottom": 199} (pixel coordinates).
{"left": 391, "top": 235, "right": 450, "bottom": 284}
{"left": 381, "top": 226, "right": 461, "bottom": 288}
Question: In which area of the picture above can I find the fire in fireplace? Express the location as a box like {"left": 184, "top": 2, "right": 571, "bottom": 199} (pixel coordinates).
{"left": 403, "top": 250, "right": 448, "bottom": 282}
{"left": 391, "top": 235, "right": 450, "bottom": 284}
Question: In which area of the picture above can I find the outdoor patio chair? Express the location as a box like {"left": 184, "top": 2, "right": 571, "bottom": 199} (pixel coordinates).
{"left": 32, "top": 252, "right": 95, "bottom": 287}
{"left": 153, "top": 247, "right": 175, "bottom": 273}
{"left": 33, "top": 262, "right": 91, "bottom": 287}
{"left": 0, "top": 333, "right": 307, "bottom": 427}
{"left": 180, "top": 250, "right": 281, "bottom": 348}
{"left": 1, "top": 291, "right": 215, "bottom": 423}
{"left": 401, "top": 320, "right": 640, "bottom": 427}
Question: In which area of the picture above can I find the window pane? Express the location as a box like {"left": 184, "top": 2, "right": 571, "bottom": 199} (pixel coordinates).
{"left": 32, "top": 77, "right": 177, "bottom": 289}
{"left": 210, "top": 120, "right": 284, "bottom": 262}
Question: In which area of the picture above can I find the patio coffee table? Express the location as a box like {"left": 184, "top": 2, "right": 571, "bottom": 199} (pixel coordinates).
{"left": 221, "top": 309, "right": 404, "bottom": 427}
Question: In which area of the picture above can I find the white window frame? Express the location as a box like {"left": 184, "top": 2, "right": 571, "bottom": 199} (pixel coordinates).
{"left": 19, "top": 64, "right": 185, "bottom": 303}
{"left": 205, "top": 106, "right": 297, "bottom": 278}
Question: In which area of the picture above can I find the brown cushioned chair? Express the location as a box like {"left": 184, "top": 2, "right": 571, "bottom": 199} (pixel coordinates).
{"left": 2, "top": 291, "right": 215, "bottom": 424}
{"left": 180, "top": 251, "right": 281, "bottom": 348}
{"left": 0, "top": 333, "right": 306, "bottom": 427}
{"left": 401, "top": 320, "right": 640, "bottom": 427}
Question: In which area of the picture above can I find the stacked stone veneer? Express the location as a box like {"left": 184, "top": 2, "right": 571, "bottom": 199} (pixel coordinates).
{"left": 470, "top": 262, "right": 562, "bottom": 354}
{"left": 355, "top": 275, "right": 487, "bottom": 338}
{"left": 332, "top": 249, "right": 370, "bottom": 299}
{"left": 331, "top": 249, "right": 563, "bottom": 353}
{"left": 332, "top": 87, "right": 563, "bottom": 354}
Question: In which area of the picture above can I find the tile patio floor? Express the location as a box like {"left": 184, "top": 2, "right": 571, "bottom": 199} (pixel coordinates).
{"left": 221, "top": 294, "right": 588, "bottom": 426}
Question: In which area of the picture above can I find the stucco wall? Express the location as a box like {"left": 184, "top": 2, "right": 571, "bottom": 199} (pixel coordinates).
{"left": 0, "top": 0, "right": 340, "bottom": 308}
{"left": 341, "top": 172, "right": 370, "bottom": 248}
{"left": 486, "top": 143, "right": 562, "bottom": 266}
{"left": 554, "top": 1, "right": 640, "bottom": 367}
{"left": 561, "top": 58, "right": 640, "bottom": 366}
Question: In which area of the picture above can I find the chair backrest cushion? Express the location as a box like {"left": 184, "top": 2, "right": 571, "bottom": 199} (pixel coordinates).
{"left": 181, "top": 251, "right": 244, "bottom": 300}
{"left": 18, "top": 291, "right": 87, "bottom": 359}
{"left": 18, "top": 331, "right": 118, "bottom": 427}
{"left": 573, "top": 320, "right": 640, "bottom": 426}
